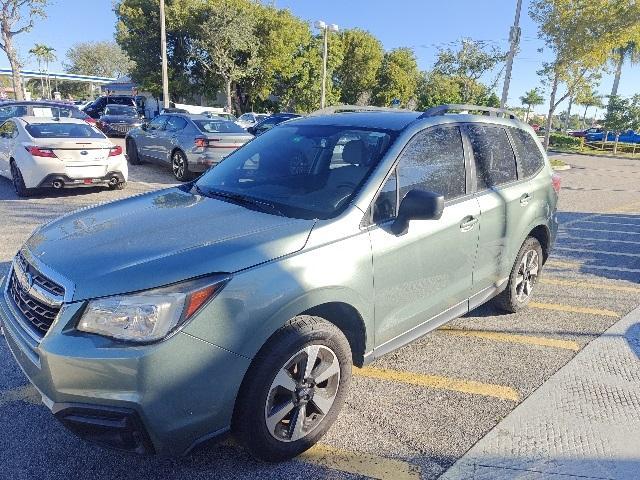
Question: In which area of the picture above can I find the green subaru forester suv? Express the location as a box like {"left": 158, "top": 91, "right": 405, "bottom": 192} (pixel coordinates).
{"left": 1, "top": 104, "right": 559, "bottom": 461}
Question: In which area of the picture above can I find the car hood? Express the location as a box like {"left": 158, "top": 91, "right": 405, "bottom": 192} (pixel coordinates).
{"left": 24, "top": 187, "right": 316, "bottom": 301}
{"left": 100, "top": 115, "right": 141, "bottom": 124}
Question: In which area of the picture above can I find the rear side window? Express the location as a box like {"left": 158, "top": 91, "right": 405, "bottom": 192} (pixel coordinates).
{"left": 397, "top": 125, "right": 466, "bottom": 200}
{"left": 193, "top": 119, "right": 246, "bottom": 133}
{"left": 466, "top": 124, "right": 517, "bottom": 189}
{"left": 166, "top": 116, "right": 188, "bottom": 131}
{"left": 509, "top": 128, "right": 545, "bottom": 178}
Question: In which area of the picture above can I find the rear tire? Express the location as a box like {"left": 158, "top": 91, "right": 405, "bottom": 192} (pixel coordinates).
{"left": 10, "top": 161, "right": 33, "bottom": 198}
{"left": 171, "top": 149, "right": 191, "bottom": 182}
{"left": 126, "top": 138, "right": 142, "bottom": 165}
{"left": 494, "top": 237, "right": 543, "bottom": 313}
{"left": 233, "top": 316, "right": 352, "bottom": 462}
{"left": 109, "top": 181, "right": 126, "bottom": 190}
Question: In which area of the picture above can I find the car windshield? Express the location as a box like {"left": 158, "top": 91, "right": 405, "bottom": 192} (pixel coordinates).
{"left": 194, "top": 119, "right": 247, "bottom": 134}
{"left": 26, "top": 123, "right": 105, "bottom": 139}
{"left": 104, "top": 105, "right": 137, "bottom": 116}
{"left": 195, "top": 125, "right": 395, "bottom": 219}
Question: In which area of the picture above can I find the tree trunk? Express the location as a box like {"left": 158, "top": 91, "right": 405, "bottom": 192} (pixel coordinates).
{"left": 564, "top": 96, "right": 573, "bottom": 131}
{"left": 543, "top": 70, "right": 559, "bottom": 151}
{"left": 614, "top": 133, "right": 620, "bottom": 155}
{"left": 582, "top": 105, "right": 589, "bottom": 128}
{"left": 3, "top": 35, "right": 24, "bottom": 100}
{"left": 525, "top": 104, "right": 531, "bottom": 122}
{"left": 225, "top": 78, "right": 233, "bottom": 115}
{"left": 610, "top": 49, "right": 624, "bottom": 98}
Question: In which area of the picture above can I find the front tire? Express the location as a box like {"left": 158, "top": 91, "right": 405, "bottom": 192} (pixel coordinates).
{"left": 494, "top": 237, "right": 543, "bottom": 313}
{"left": 171, "top": 149, "right": 191, "bottom": 181}
{"left": 10, "top": 161, "right": 33, "bottom": 198}
{"left": 233, "top": 316, "right": 352, "bottom": 462}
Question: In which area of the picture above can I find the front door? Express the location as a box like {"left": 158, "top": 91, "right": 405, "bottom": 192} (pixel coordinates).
{"left": 0, "top": 120, "right": 17, "bottom": 178}
{"left": 139, "top": 115, "right": 168, "bottom": 160}
{"left": 369, "top": 125, "right": 480, "bottom": 349}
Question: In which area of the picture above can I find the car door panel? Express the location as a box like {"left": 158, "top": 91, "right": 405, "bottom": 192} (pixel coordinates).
{"left": 368, "top": 125, "right": 479, "bottom": 348}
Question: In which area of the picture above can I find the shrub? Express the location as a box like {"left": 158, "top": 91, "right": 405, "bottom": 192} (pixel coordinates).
{"left": 549, "top": 132, "right": 581, "bottom": 148}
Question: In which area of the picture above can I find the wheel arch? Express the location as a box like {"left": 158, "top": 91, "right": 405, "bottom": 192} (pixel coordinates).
{"left": 528, "top": 223, "right": 551, "bottom": 263}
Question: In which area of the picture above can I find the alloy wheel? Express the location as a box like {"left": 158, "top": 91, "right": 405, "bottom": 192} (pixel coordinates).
{"left": 515, "top": 249, "right": 539, "bottom": 302}
{"left": 172, "top": 151, "right": 186, "bottom": 180}
{"left": 264, "top": 344, "right": 340, "bottom": 443}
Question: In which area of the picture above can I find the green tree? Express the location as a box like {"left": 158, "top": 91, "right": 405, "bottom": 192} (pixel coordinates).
{"left": 335, "top": 28, "right": 383, "bottom": 105}
{"left": 0, "top": 0, "right": 47, "bottom": 100}
{"left": 190, "top": 0, "right": 258, "bottom": 114}
{"left": 610, "top": 41, "right": 639, "bottom": 98}
{"left": 29, "top": 44, "right": 55, "bottom": 98}
{"left": 530, "top": 0, "right": 640, "bottom": 150}
{"left": 575, "top": 86, "right": 603, "bottom": 127}
{"left": 602, "top": 95, "right": 633, "bottom": 154}
{"left": 416, "top": 71, "right": 499, "bottom": 110}
{"left": 433, "top": 38, "right": 507, "bottom": 104}
{"left": 519, "top": 88, "right": 544, "bottom": 122}
{"left": 116, "top": 0, "right": 203, "bottom": 100}
{"left": 65, "top": 41, "right": 133, "bottom": 78}
{"left": 373, "top": 47, "right": 419, "bottom": 108}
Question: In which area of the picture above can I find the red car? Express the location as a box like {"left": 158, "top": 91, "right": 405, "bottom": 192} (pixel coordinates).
{"left": 571, "top": 127, "right": 602, "bottom": 138}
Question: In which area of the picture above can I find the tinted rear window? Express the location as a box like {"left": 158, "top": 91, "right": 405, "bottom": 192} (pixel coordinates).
{"left": 194, "top": 120, "right": 246, "bottom": 133}
{"left": 466, "top": 124, "right": 517, "bottom": 188}
{"left": 509, "top": 127, "right": 545, "bottom": 178}
{"left": 25, "top": 123, "right": 104, "bottom": 139}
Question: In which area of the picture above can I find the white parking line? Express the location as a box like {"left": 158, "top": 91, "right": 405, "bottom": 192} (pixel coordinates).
{"left": 554, "top": 246, "right": 640, "bottom": 258}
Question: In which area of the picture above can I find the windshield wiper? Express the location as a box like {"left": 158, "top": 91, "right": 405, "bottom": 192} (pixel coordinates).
{"left": 197, "top": 186, "right": 285, "bottom": 217}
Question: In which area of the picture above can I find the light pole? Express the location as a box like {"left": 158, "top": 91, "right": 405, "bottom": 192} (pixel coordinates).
{"left": 314, "top": 20, "right": 339, "bottom": 110}
{"left": 500, "top": 0, "right": 523, "bottom": 109}
{"left": 160, "top": 0, "right": 170, "bottom": 109}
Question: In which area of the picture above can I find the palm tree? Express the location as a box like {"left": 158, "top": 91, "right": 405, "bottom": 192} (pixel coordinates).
{"left": 575, "top": 87, "right": 603, "bottom": 128}
{"left": 610, "top": 42, "right": 639, "bottom": 99}
{"left": 29, "top": 44, "right": 56, "bottom": 98}
{"left": 519, "top": 88, "right": 544, "bottom": 122}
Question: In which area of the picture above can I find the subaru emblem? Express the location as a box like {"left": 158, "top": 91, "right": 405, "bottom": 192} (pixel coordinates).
{"left": 80, "top": 150, "right": 88, "bottom": 155}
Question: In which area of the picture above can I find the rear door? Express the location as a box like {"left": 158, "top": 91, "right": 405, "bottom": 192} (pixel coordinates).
{"left": 464, "top": 123, "right": 529, "bottom": 302}
{"left": 369, "top": 125, "right": 480, "bottom": 349}
{"left": 163, "top": 115, "right": 189, "bottom": 162}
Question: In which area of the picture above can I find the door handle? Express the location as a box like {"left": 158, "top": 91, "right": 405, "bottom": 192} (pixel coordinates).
{"left": 520, "top": 193, "right": 532, "bottom": 206}
{"left": 460, "top": 216, "right": 479, "bottom": 232}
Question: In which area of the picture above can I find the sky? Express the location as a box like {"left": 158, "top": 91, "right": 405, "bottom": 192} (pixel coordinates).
{"left": 10, "top": 0, "right": 640, "bottom": 116}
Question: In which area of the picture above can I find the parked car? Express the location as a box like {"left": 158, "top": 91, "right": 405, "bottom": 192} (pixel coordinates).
{"left": 126, "top": 113, "right": 253, "bottom": 181}
{"left": 0, "top": 101, "right": 95, "bottom": 124}
{"left": 96, "top": 104, "right": 144, "bottom": 137}
{"left": 571, "top": 127, "right": 602, "bottom": 138}
{"left": 160, "top": 107, "right": 189, "bottom": 114}
{"left": 0, "top": 116, "right": 127, "bottom": 196}
{"left": 247, "top": 112, "right": 302, "bottom": 136}
{"left": 235, "top": 112, "right": 268, "bottom": 129}
{"left": 1, "top": 105, "right": 558, "bottom": 461}
{"left": 83, "top": 95, "right": 137, "bottom": 119}
{"left": 585, "top": 129, "right": 640, "bottom": 143}
{"left": 204, "top": 111, "right": 237, "bottom": 122}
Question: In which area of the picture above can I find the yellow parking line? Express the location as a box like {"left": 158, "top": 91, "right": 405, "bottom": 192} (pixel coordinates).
{"left": 354, "top": 366, "right": 520, "bottom": 402}
{"left": 608, "top": 200, "right": 640, "bottom": 213}
{"left": 529, "top": 302, "right": 619, "bottom": 317}
{"left": 0, "top": 385, "right": 40, "bottom": 408}
{"left": 541, "top": 277, "right": 640, "bottom": 294}
{"left": 438, "top": 327, "right": 580, "bottom": 351}
{"left": 546, "top": 259, "right": 581, "bottom": 268}
{"left": 301, "top": 444, "right": 421, "bottom": 480}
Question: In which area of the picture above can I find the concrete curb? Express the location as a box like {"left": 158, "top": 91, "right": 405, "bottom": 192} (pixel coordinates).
{"left": 440, "top": 305, "right": 640, "bottom": 480}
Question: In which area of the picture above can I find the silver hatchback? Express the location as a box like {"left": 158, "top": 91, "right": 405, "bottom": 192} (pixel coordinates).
{"left": 125, "top": 114, "right": 253, "bottom": 181}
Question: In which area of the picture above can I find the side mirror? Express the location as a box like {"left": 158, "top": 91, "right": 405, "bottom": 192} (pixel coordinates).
{"left": 392, "top": 189, "right": 444, "bottom": 235}
{"left": 141, "top": 122, "right": 148, "bottom": 131}
{"left": 246, "top": 126, "right": 256, "bottom": 135}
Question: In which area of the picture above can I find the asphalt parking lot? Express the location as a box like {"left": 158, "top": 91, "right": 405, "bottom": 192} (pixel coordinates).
{"left": 1, "top": 147, "right": 639, "bottom": 480}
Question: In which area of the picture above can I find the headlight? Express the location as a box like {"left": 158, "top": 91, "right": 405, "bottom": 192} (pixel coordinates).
{"left": 77, "top": 275, "right": 229, "bottom": 342}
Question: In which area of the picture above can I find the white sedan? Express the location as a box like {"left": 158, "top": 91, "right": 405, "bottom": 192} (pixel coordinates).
{"left": 0, "top": 116, "right": 128, "bottom": 197}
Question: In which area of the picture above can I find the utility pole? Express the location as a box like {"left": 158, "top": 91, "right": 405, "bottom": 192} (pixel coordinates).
{"left": 160, "top": 0, "right": 170, "bottom": 109}
{"left": 500, "top": 0, "right": 523, "bottom": 109}
{"left": 314, "top": 21, "right": 339, "bottom": 110}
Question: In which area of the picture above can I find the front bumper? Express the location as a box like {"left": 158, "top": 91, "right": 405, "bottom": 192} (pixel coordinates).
{"left": 0, "top": 271, "right": 250, "bottom": 456}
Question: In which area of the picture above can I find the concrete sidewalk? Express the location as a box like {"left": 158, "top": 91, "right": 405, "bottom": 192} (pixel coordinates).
{"left": 441, "top": 305, "right": 640, "bottom": 480}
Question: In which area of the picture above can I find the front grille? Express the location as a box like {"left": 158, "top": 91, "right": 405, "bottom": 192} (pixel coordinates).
{"left": 8, "top": 255, "right": 64, "bottom": 336}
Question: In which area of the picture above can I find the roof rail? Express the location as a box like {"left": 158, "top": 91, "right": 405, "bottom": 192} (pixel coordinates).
{"left": 419, "top": 104, "right": 519, "bottom": 120}
{"left": 308, "top": 105, "right": 414, "bottom": 116}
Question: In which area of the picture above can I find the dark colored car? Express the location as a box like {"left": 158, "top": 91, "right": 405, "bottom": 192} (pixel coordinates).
{"left": 247, "top": 113, "right": 302, "bottom": 136}
{"left": 84, "top": 95, "right": 137, "bottom": 119}
{"left": 585, "top": 129, "right": 640, "bottom": 143}
{"left": 571, "top": 127, "right": 602, "bottom": 138}
{"left": 96, "top": 104, "right": 144, "bottom": 137}
{"left": 0, "top": 101, "right": 95, "bottom": 124}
